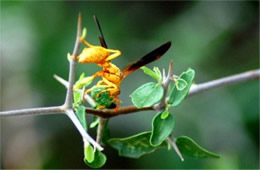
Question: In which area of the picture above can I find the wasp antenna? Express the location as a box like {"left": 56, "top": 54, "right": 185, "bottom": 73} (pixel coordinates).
{"left": 93, "top": 15, "right": 108, "bottom": 48}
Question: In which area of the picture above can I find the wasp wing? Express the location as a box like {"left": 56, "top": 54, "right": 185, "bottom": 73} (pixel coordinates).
{"left": 93, "top": 15, "right": 108, "bottom": 48}
{"left": 122, "top": 41, "right": 171, "bottom": 79}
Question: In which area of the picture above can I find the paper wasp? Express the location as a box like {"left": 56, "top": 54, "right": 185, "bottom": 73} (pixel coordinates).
{"left": 73, "top": 16, "right": 171, "bottom": 110}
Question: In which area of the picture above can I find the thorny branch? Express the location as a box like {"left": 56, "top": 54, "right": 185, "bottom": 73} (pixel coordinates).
{"left": 63, "top": 13, "right": 82, "bottom": 109}
{"left": 63, "top": 13, "right": 103, "bottom": 151}
{"left": 1, "top": 69, "right": 259, "bottom": 118}
{"left": 153, "top": 60, "right": 173, "bottom": 111}
{"left": 0, "top": 13, "right": 103, "bottom": 151}
{"left": 188, "top": 69, "right": 260, "bottom": 96}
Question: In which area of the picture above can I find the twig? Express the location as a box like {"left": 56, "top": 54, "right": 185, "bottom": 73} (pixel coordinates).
{"left": 0, "top": 106, "right": 64, "bottom": 118}
{"left": 153, "top": 61, "right": 173, "bottom": 111}
{"left": 188, "top": 69, "right": 260, "bottom": 96}
{"left": 96, "top": 117, "right": 107, "bottom": 144}
{"left": 54, "top": 74, "right": 69, "bottom": 88}
{"left": 85, "top": 105, "right": 152, "bottom": 118}
{"left": 66, "top": 109, "right": 103, "bottom": 151}
{"left": 54, "top": 74, "right": 96, "bottom": 107}
{"left": 1, "top": 69, "right": 259, "bottom": 118}
{"left": 63, "top": 13, "right": 82, "bottom": 109}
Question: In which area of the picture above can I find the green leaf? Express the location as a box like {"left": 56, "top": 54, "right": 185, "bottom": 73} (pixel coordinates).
{"left": 141, "top": 66, "right": 161, "bottom": 81}
{"left": 90, "top": 116, "right": 99, "bottom": 128}
{"left": 108, "top": 131, "right": 167, "bottom": 159}
{"left": 150, "top": 112, "right": 175, "bottom": 146}
{"left": 74, "top": 76, "right": 93, "bottom": 90}
{"left": 175, "top": 78, "right": 187, "bottom": 91}
{"left": 79, "top": 72, "right": 85, "bottom": 81}
{"left": 153, "top": 67, "right": 162, "bottom": 79}
{"left": 168, "top": 68, "right": 195, "bottom": 107}
{"left": 81, "top": 27, "right": 87, "bottom": 39}
{"left": 176, "top": 136, "right": 220, "bottom": 159}
{"left": 130, "top": 82, "right": 164, "bottom": 108}
{"left": 84, "top": 150, "right": 107, "bottom": 168}
{"left": 84, "top": 143, "right": 95, "bottom": 163}
{"left": 161, "top": 109, "right": 169, "bottom": 119}
{"left": 73, "top": 91, "right": 82, "bottom": 105}
{"left": 75, "top": 105, "right": 87, "bottom": 130}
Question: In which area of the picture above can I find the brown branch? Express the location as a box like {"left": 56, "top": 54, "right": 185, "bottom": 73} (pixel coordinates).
{"left": 84, "top": 69, "right": 260, "bottom": 118}
{"left": 2, "top": 69, "right": 259, "bottom": 118}
{"left": 85, "top": 105, "right": 153, "bottom": 118}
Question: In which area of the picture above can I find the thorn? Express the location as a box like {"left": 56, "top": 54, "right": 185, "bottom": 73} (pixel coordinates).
{"left": 78, "top": 12, "right": 82, "bottom": 28}
{"left": 168, "top": 136, "right": 184, "bottom": 162}
{"left": 76, "top": 12, "right": 82, "bottom": 39}
{"left": 53, "top": 74, "right": 69, "bottom": 88}
{"left": 163, "top": 69, "right": 166, "bottom": 80}
{"left": 167, "top": 60, "right": 173, "bottom": 79}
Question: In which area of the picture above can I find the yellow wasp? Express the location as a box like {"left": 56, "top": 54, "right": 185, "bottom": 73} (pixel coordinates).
{"left": 73, "top": 16, "right": 171, "bottom": 111}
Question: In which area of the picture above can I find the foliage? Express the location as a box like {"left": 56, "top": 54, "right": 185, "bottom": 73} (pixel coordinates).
{"left": 108, "top": 131, "right": 168, "bottom": 158}
{"left": 71, "top": 66, "right": 220, "bottom": 168}
{"left": 150, "top": 111, "right": 175, "bottom": 146}
{"left": 175, "top": 136, "right": 220, "bottom": 159}
{"left": 130, "top": 82, "right": 164, "bottom": 108}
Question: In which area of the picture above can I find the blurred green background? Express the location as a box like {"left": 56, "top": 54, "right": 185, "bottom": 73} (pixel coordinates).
{"left": 1, "top": 1, "right": 259, "bottom": 169}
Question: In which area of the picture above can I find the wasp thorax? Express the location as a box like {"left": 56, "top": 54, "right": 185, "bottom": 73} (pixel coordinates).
{"left": 78, "top": 47, "right": 109, "bottom": 63}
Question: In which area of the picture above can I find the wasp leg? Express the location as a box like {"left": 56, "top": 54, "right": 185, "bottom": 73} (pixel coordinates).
{"left": 80, "top": 71, "right": 105, "bottom": 103}
{"left": 85, "top": 83, "right": 110, "bottom": 97}
{"left": 94, "top": 77, "right": 119, "bottom": 97}
{"left": 85, "top": 84, "right": 105, "bottom": 94}
{"left": 97, "top": 105, "right": 105, "bottom": 109}
{"left": 96, "top": 80, "right": 105, "bottom": 86}
{"left": 110, "top": 96, "right": 120, "bottom": 112}
{"left": 104, "top": 49, "right": 121, "bottom": 61}
{"left": 79, "top": 37, "right": 95, "bottom": 48}
{"left": 102, "top": 77, "right": 118, "bottom": 89}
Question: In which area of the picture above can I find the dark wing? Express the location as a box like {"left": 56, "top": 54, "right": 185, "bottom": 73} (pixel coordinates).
{"left": 93, "top": 15, "right": 108, "bottom": 48}
{"left": 122, "top": 41, "right": 171, "bottom": 79}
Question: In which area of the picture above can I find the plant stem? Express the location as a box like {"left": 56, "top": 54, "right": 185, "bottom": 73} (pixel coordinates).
{"left": 153, "top": 61, "right": 173, "bottom": 111}
{"left": 188, "top": 69, "right": 260, "bottom": 96}
{"left": 66, "top": 110, "right": 103, "bottom": 151}
{"left": 85, "top": 105, "right": 152, "bottom": 118}
{"left": 63, "top": 13, "right": 82, "bottom": 109}
{"left": 96, "top": 117, "right": 107, "bottom": 145}
{"left": 1, "top": 69, "right": 259, "bottom": 118}
{"left": 0, "top": 106, "right": 64, "bottom": 117}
